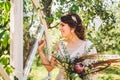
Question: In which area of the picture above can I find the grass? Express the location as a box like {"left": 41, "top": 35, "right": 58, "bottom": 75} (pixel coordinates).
{"left": 28, "top": 65, "right": 59, "bottom": 80}
{"left": 29, "top": 65, "right": 120, "bottom": 80}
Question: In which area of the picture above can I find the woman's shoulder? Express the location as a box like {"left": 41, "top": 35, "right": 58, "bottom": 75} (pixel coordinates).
{"left": 85, "top": 40, "right": 97, "bottom": 54}
{"left": 85, "top": 40, "right": 95, "bottom": 48}
{"left": 85, "top": 40, "right": 93, "bottom": 45}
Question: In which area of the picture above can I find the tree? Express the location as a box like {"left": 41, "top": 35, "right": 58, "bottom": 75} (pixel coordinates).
{"left": 0, "top": 0, "right": 13, "bottom": 75}
{"left": 32, "top": 0, "right": 120, "bottom": 54}
{"left": 28, "top": 0, "right": 120, "bottom": 79}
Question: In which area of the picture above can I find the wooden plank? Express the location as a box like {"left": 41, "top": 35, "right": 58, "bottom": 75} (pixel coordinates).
{"left": 31, "top": 0, "right": 51, "bottom": 60}
{"left": 10, "top": 0, "right": 23, "bottom": 79}
{"left": 23, "top": 26, "right": 44, "bottom": 80}
{"left": 32, "top": 0, "right": 52, "bottom": 80}
{"left": 0, "top": 63, "right": 10, "bottom": 80}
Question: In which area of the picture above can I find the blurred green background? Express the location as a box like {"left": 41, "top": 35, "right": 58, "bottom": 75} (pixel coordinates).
{"left": 0, "top": 0, "right": 120, "bottom": 80}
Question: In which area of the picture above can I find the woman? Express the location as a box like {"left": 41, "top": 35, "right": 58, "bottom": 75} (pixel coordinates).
{"left": 38, "top": 13, "right": 97, "bottom": 80}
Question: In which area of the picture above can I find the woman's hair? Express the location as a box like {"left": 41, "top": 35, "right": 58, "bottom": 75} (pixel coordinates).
{"left": 60, "top": 13, "right": 85, "bottom": 40}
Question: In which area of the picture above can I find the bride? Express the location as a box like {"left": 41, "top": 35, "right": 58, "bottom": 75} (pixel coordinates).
{"left": 38, "top": 13, "right": 97, "bottom": 80}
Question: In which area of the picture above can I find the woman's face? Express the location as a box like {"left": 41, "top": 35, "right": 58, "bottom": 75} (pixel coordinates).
{"left": 59, "top": 22, "right": 72, "bottom": 38}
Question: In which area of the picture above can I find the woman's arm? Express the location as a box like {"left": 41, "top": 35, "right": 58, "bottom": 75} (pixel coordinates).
{"left": 38, "top": 40, "right": 57, "bottom": 72}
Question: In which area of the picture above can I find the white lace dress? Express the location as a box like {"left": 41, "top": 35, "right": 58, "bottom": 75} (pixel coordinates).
{"left": 55, "top": 40, "right": 97, "bottom": 80}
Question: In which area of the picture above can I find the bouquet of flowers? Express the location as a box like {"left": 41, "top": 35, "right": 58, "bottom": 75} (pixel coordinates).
{"left": 55, "top": 52, "right": 94, "bottom": 80}
{"left": 54, "top": 42, "right": 120, "bottom": 80}
{"left": 56, "top": 52, "right": 120, "bottom": 80}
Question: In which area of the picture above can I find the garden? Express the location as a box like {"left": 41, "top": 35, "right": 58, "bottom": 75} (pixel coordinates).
{"left": 0, "top": 0, "right": 120, "bottom": 80}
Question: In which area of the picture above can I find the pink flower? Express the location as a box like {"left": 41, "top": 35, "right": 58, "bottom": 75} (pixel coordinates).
{"left": 74, "top": 62, "right": 84, "bottom": 74}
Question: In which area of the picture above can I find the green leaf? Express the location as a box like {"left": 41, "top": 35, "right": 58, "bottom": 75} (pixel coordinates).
{"left": 70, "top": 5, "right": 79, "bottom": 12}
{"left": 14, "top": 76, "right": 19, "bottom": 80}
{"left": 0, "top": 30, "right": 5, "bottom": 39}
{"left": 45, "top": 17, "right": 54, "bottom": 22}
{"left": 0, "top": 55, "right": 9, "bottom": 65}
{"left": 118, "top": 3, "right": 120, "bottom": 8}
{"left": 2, "top": 31, "right": 9, "bottom": 48}
{"left": 4, "top": 2, "right": 11, "bottom": 12}
{"left": 56, "top": 11, "right": 62, "bottom": 19}
{"left": 5, "top": 65, "right": 13, "bottom": 75}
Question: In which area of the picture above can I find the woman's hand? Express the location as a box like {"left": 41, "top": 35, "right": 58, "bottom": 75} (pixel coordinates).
{"left": 38, "top": 40, "right": 45, "bottom": 52}
{"left": 38, "top": 40, "right": 57, "bottom": 72}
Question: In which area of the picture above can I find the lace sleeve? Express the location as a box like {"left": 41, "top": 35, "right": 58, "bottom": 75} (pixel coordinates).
{"left": 84, "top": 40, "right": 98, "bottom": 80}
{"left": 86, "top": 40, "right": 97, "bottom": 54}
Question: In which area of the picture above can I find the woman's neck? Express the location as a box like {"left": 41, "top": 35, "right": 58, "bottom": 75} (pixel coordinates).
{"left": 65, "top": 36, "right": 83, "bottom": 48}
{"left": 65, "top": 35, "right": 84, "bottom": 55}
{"left": 66, "top": 34, "right": 82, "bottom": 44}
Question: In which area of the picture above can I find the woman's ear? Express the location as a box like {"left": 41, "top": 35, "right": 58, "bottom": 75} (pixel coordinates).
{"left": 71, "top": 28, "right": 75, "bottom": 33}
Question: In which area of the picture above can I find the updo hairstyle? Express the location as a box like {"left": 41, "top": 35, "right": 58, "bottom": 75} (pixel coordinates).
{"left": 60, "top": 13, "right": 85, "bottom": 40}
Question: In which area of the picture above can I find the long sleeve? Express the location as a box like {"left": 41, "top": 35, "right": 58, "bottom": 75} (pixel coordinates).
{"left": 83, "top": 40, "right": 98, "bottom": 80}
{"left": 86, "top": 40, "right": 97, "bottom": 54}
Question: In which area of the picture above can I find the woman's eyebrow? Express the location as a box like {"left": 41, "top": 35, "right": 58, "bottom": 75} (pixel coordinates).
{"left": 60, "top": 23, "right": 64, "bottom": 26}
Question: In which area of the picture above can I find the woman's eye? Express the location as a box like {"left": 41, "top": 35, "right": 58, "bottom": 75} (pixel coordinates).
{"left": 60, "top": 24, "right": 64, "bottom": 27}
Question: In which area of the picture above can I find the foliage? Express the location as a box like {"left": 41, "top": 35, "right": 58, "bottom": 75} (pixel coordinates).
{"left": 0, "top": 0, "right": 13, "bottom": 75}
{"left": 54, "top": 41, "right": 87, "bottom": 80}
{"left": 24, "top": 0, "right": 120, "bottom": 80}
{"left": 54, "top": 41, "right": 120, "bottom": 80}
{"left": 98, "top": 75, "right": 114, "bottom": 80}
{"left": 0, "top": 0, "right": 119, "bottom": 79}
{"left": 40, "top": 0, "right": 120, "bottom": 55}
{"left": 104, "top": 68, "right": 120, "bottom": 75}
{"left": 88, "top": 24, "right": 120, "bottom": 54}
{"left": 40, "top": 0, "right": 120, "bottom": 79}
{"left": 23, "top": 0, "right": 41, "bottom": 67}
